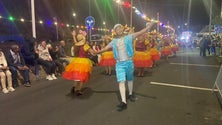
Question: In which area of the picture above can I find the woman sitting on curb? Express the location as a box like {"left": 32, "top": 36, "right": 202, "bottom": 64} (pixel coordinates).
{"left": 0, "top": 49, "right": 15, "bottom": 93}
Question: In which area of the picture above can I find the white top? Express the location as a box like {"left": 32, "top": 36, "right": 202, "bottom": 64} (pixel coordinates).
{"left": 71, "top": 46, "right": 75, "bottom": 57}
{"left": 108, "top": 37, "right": 129, "bottom": 61}
{"left": 37, "top": 45, "right": 52, "bottom": 60}
{"left": 0, "top": 51, "right": 8, "bottom": 67}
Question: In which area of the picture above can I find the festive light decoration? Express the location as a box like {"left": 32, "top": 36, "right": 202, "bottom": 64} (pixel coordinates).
{"left": 39, "top": 20, "right": 43, "bottom": 24}
{"left": 113, "top": 0, "right": 175, "bottom": 32}
{"left": 0, "top": 1, "right": 175, "bottom": 33}
{"left": 20, "top": 18, "right": 25, "bottom": 22}
{"left": 124, "top": 2, "right": 131, "bottom": 8}
{"left": 8, "top": 16, "right": 15, "bottom": 21}
{"left": 0, "top": 14, "right": 111, "bottom": 32}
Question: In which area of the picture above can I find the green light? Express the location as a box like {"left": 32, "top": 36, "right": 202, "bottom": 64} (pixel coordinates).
{"left": 9, "top": 16, "right": 15, "bottom": 21}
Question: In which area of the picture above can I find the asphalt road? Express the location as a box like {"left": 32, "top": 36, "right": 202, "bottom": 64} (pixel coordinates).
{"left": 0, "top": 48, "right": 221, "bottom": 125}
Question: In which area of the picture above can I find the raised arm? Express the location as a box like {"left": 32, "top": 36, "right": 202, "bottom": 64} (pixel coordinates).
{"left": 131, "top": 22, "right": 154, "bottom": 39}
{"left": 72, "top": 30, "right": 77, "bottom": 44}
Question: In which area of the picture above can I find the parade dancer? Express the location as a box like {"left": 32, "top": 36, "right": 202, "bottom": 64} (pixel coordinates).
{"left": 149, "top": 37, "right": 160, "bottom": 67}
{"left": 62, "top": 30, "right": 96, "bottom": 96}
{"left": 133, "top": 34, "right": 153, "bottom": 77}
{"left": 99, "top": 35, "right": 116, "bottom": 75}
{"left": 96, "top": 23, "right": 154, "bottom": 111}
{"left": 161, "top": 36, "right": 172, "bottom": 63}
{"left": 170, "top": 37, "right": 179, "bottom": 56}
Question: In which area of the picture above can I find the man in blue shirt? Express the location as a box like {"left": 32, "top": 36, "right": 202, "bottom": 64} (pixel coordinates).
{"left": 96, "top": 23, "right": 154, "bottom": 111}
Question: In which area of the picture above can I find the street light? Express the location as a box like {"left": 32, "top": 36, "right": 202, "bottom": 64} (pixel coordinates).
{"left": 187, "top": 0, "right": 192, "bottom": 31}
{"left": 130, "top": 0, "right": 133, "bottom": 27}
{"left": 116, "top": 0, "right": 121, "bottom": 4}
{"left": 31, "top": 0, "right": 36, "bottom": 38}
{"left": 117, "top": 2, "right": 120, "bottom": 23}
{"left": 53, "top": 17, "right": 59, "bottom": 41}
{"left": 39, "top": 20, "right": 43, "bottom": 24}
{"left": 209, "top": 0, "right": 212, "bottom": 36}
{"left": 103, "top": 21, "right": 106, "bottom": 34}
{"left": 20, "top": 18, "right": 25, "bottom": 22}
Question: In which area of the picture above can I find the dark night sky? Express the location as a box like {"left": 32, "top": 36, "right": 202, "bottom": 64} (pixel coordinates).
{"left": 0, "top": 0, "right": 221, "bottom": 39}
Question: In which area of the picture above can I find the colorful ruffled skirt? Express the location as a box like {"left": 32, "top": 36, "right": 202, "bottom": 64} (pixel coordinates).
{"left": 62, "top": 57, "right": 92, "bottom": 83}
{"left": 171, "top": 45, "right": 179, "bottom": 52}
{"left": 161, "top": 46, "right": 172, "bottom": 56}
{"left": 149, "top": 48, "right": 160, "bottom": 61}
{"left": 133, "top": 51, "right": 153, "bottom": 68}
{"left": 99, "top": 51, "right": 116, "bottom": 66}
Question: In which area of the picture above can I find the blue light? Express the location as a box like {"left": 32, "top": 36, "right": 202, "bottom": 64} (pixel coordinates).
{"left": 46, "top": 20, "right": 53, "bottom": 26}
{"left": 161, "top": 23, "right": 165, "bottom": 27}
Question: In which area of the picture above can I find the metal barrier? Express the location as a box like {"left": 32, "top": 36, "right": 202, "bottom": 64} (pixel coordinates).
{"left": 213, "top": 64, "right": 222, "bottom": 99}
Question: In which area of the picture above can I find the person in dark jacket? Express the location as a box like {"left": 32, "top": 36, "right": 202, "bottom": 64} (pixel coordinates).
{"left": 5, "top": 44, "right": 31, "bottom": 87}
{"left": 58, "top": 40, "right": 69, "bottom": 65}
{"left": 48, "top": 44, "right": 65, "bottom": 76}
{"left": 21, "top": 35, "right": 39, "bottom": 79}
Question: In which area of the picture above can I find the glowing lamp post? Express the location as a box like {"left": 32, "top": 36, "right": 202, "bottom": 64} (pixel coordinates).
{"left": 31, "top": 0, "right": 36, "bottom": 38}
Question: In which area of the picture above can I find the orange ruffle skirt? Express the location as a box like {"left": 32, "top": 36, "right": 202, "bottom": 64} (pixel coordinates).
{"left": 62, "top": 57, "right": 92, "bottom": 82}
{"left": 171, "top": 45, "right": 179, "bottom": 52}
{"left": 161, "top": 46, "right": 172, "bottom": 56}
{"left": 133, "top": 51, "right": 153, "bottom": 68}
{"left": 149, "top": 48, "right": 160, "bottom": 61}
{"left": 99, "top": 51, "right": 116, "bottom": 66}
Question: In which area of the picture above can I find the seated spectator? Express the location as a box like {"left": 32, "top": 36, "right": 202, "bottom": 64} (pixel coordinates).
{"left": 21, "top": 34, "right": 39, "bottom": 79}
{"left": 5, "top": 45, "right": 31, "bottom": 87}
{"left": 59, "top": 40, "right": 69, "bottom": 58}
{"left": 0, "top": 49, "right": 15, "bottom": 93}
{"left": 37, "top": 40, "right": 57, "bottom": 80}
{"left": 58, "top": 40, "right": 70, "bottom": 65}
{"left": 48, "top": 44, "right": 65, "bottom": 76}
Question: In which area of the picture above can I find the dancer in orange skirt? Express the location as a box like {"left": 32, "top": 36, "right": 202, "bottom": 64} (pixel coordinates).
{"left": 170, "top": 37, "right": 179, "bottom": 56}
{"left": 149, "top": 37, "right": 160, "bottom": 67}
{"left": 133, "top": 34, "right": 153, "bottom": 77}
{"left": 62, "top": 30, "right": 96, "bottom": 96}
{"left": 161, "top": 36, "right": 172, "bottom": 62}
{"left": 99, "top": 35, "right": 116, "bottom": 75}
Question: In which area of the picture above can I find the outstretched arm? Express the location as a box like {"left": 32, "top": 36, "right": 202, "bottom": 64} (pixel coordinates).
{"left": 131, "top": 22, "right": 154, "bottom": 39}
{"left": 88, "top": 48, "right": 97, "bottom": 56}
{"left": 96, "top": 44, "right": 112, "bottom": 54}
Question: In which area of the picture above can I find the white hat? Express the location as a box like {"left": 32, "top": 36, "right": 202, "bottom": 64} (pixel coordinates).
{"left": 113, "top": 24, "right": 123, "bottom": 32}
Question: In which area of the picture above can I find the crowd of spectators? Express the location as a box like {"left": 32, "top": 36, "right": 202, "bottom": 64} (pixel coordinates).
{"left": 199, "top": 35, "right": 222, "bottom": 57}
{"left": 0, "top": 36, "right": 71, "bottom": 94}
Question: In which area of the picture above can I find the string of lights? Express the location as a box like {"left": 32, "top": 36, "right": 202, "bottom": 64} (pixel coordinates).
{"left": 0, "top": 14, "right": 111, "bottom": 32}
{"left": 113, "top": 0, "right": 175, "bottom": 32}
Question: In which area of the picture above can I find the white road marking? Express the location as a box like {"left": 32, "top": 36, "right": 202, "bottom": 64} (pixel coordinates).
{"left": 150, "top": 82, "right": 218, "bottom": 92}
{"left": 170, "top": 63, "right": 219, "bottom": 68}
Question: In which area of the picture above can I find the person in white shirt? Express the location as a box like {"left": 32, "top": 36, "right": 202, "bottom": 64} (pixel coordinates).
{"left": 37, "top": 40, "right": 57, "bottom": 80}
{"left": 0, "top": 49, "right": 15, "bottom": 93}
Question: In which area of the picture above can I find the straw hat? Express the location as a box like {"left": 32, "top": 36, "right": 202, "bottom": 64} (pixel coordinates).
{"left": 75, "top": 34, "right": 86, "bottom": 46}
